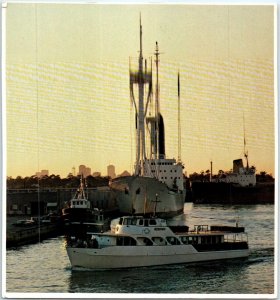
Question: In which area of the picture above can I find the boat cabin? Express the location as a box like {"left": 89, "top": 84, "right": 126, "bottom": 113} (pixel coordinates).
{"left": 69, "top": 198, "right": 90, "bottom": 209}
{"left": 110, "top": 216, "right": 169, "bottom": 235}
{"left": 67, "top": 216, "right": 248, "bottom": 252}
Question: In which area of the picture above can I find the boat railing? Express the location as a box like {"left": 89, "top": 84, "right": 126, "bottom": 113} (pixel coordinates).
{"left": 224, "top": 232, "right": 248, "bottom": 243}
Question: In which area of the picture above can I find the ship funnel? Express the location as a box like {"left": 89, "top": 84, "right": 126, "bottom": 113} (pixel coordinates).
{"left": 233, "top": 159, "right": 244, "bottom": 173}
{"left": 158, "top": 113, "right": 165, "bottom": 159}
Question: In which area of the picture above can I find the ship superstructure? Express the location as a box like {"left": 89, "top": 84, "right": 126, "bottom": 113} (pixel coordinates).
{"left": 217, "top": 119, "right": 256, "bottom": 187}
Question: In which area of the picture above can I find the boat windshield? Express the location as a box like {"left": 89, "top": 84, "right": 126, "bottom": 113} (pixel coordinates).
{"left": 123, "top": 218, "right": 138, "bottom": 225}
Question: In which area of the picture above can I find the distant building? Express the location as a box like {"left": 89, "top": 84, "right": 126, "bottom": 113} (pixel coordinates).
{"left": 92, "top": 172, "right": 101, "bottom": 177}
{"left": 118, "top": 170, "right": 131, "bottom": 177}
{"left": 35, "top": 170, "right": 49, "bottom": 178}
{"left": 107, "top": 164, "right": 116, "bottom": 179}
{"left": 78, "top": 165, "right": 91, "bottom": 177}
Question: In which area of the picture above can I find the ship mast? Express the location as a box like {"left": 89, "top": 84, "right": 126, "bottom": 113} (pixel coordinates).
{"left": 138, "top": 15, "right": 145, "bottom": 174}
{"left": 177, "top": 72, "right": 181, "bottom": 163}
{"left": 154, "top": 41, "right": 160, "bottom": 159}
{"left": 243, "top": 114, "right": 249, "bottom": 169}
{"left": 129, "top": 16, "right": 152, "bottom": 175}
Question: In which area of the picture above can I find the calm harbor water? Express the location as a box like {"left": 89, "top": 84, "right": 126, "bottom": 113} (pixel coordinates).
{"left": 5, "top": 203, "right": 275, "bottom": 296}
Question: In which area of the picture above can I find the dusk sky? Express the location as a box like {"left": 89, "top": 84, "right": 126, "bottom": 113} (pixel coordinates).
{"left": 5, "top": 3, "right": 275, "bottom": 178}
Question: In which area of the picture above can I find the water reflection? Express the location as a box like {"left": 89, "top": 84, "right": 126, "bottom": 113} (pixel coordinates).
{"left": 67, "top": 259, "right": 255, "bottom": 294}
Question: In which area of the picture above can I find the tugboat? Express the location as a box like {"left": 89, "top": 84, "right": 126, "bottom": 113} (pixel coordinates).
{"left": 66, "top": 214, "right": 249, "bottom": 270}
{"left": 62, "top": 177, "right": 110, "bottom": 236}
{"left": 110, "top": 18, "right": 185, "bottom": 218}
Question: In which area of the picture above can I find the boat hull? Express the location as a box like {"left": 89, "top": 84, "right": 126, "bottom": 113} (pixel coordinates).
{"left": 66, "top": 245, "right": 249, "bottom": 270}
{"left": 191, "top": 182, "right": 274, "bottom": 204}
{"left": 110, "top": 176, "right": 185, "bottom": 218}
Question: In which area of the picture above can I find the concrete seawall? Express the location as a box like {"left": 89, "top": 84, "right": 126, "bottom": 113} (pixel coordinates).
{"left": 7, "top": 188, "right": 117, "bottom": 215}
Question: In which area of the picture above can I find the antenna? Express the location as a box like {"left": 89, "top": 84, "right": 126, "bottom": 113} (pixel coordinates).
{"left": 139, "top": 13, "right": 142, "bottom": 60}
{"left": 178, "top": 71, "right": 181, "bottom": 162}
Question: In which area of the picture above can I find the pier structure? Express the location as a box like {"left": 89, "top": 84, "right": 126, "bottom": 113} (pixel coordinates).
{"left": 6, "top": 187, "right": 116, "bottom": 216}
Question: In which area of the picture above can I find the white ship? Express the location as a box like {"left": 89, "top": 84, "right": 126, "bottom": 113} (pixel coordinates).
{"left": 110, "top": 18, "right": 185, "bottom": 218}
{"left": 215, "top": 119, "right": 256, "bottom": 187}
{"left": 66, "top": 215, "right": 249, "bottom": 270}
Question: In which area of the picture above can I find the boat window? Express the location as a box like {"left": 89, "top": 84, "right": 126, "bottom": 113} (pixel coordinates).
{"left": 88, "top": 236, "right": 99, "bottom": 248}
{"left": 166, "top": 236, "right": 181, "bottom": 245}
{"left": 144, "top": 219, "right": 149, "bottom": 227}
{"left": 139, "top": 219, "right": 144, "bottom": 226}
{"left": 149, "top": 219, "right": 157, "bottom": 226}
{"left": 180, "top": 236, "right": 188, "bottom": 244}
{"left": 125, "top": 218, "right": 135, "bottom": 225}
{"left": 119, "top": 218, "right": 123, "bottom": 225}
{"left": 206, "top": 236, "right": 212, "bottom": 244}
{"left": 131, "top": 218, "right": 137, "bottom": 225}
{"left": 143, "top": 238, "right": 153, "bottom": 246}
{"left": 124, "top": 218, "right": 133, "bottom": 225}
{"left": 152, "top": 237, "right": 166, "bottom": 245}
{"left": 116, "top": 236, "right": 137, "bottom": 246}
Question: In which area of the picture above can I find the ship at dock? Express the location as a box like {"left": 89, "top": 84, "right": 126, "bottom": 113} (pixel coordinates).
{"left": 110, "top": 19, "right": 185, "bottom": 218}
{"left": 191, "top": 133, "right": 274, "bottom": 204}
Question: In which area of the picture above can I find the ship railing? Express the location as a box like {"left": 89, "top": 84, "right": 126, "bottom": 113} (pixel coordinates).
{"left": 224, "top": 232, "right": 248, "bottom": 243}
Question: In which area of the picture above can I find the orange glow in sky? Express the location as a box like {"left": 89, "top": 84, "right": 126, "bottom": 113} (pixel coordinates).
{"left": 5, "top": 4, "right": 275, "bottom": 178}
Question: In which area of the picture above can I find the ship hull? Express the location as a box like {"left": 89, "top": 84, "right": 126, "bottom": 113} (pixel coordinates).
{"left": 67, "top": 245, "right": 249, "bottom": 270}
{"left": 110, "top": 176, "right": 185, "bottom": 218}
{"left": 191, "top": 182, "right": 274, "bottom": 204}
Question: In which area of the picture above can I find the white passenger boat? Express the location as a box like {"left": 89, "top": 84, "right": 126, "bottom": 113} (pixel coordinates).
{"left": 66, "top": 215, "right": 249, "bottom": 270}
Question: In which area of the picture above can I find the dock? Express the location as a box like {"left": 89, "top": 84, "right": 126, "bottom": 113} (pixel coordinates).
{"left": 6, "top": 216, "right": 63, "bottom": 248}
